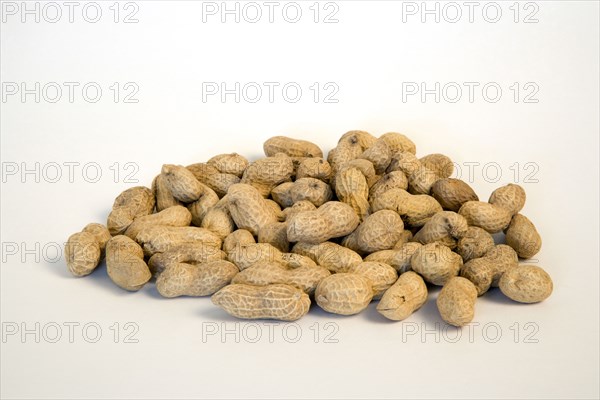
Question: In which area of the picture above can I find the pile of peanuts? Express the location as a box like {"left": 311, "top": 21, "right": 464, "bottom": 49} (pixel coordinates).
{"left": 65, "top": 131, "right": 552, "bottom": 326}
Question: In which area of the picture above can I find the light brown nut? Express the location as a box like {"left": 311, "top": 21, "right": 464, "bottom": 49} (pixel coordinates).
{"left": 124, "top": 205, "right": 192, "bottom": 240}
{"left": 411, "top": 242, "right": 463, "bottom": 286}
{"left": 287, "top": 201, "right": 360, "bottom": 244}
{"left": 292, "top": 242, "right": 362, "bottom": 273}
{"left": 499, "top": 265, "right": 553, "bottom": 303}
{"left": 504, "top": 214, "right": 542, "bottom": 259}
{"left": 152, "top": 174, "right": 183, "bottom": 212}
{"left": 241, "top": 154, "right": 294, "bottom": 197}
{"left": 379, "top": 132, "right": 416, "bottom": 154}
{"left": 338, "top": 130, "right": 378, "bottom": 149}
{"left": 387, "top": 152, "right": 439, "bottom": 194}
{"left": 431, "top": 178, "right": 479, "bottom": 212}
{"left": 82, "top": 223, "right": 111, "bottom": 253}
{"left": 359, "top": 138, "right": 392, "bottom": 174}
{"left": 342, "top": 210, "right": 404, "bottom": 254}
{"left": 348, "top": 261, "right": 398, "bottom": 299}
{"left": 368, "top": 171, "right": 409, "bottom": 202}
{"left": 282, "top": 201, "right": 317, "bottom": 221}
{"left": 106, "top": 235, "right": 151, "bottom": 291}
{"left": 334, "top": 159, "right": 379, "bottom": 188}
{"left": 460, "top": 258, "right": 495, "bottom": 296}
{"left": 186, "top": 163, "right": 240, "bottom": 197}
{"left": 393, "top": 230, "right": 413, "bottom": 249}
{"left": 264, "top": 136, "right": 323, "bottom": 158}
{"left": 232, "top": 261, "right": 330, "bottom": 295}
{"left": 296, "top": 158, "right": 332, "bottom": 182}
{"left": 371, "top": 189, "right": 442, "bottom": 228}
{"left": 227, "top": 243, "right": 283, "bottom": 270}
{"left": 156, "top": 260, "right": 238, "bottom": 298}
{"left": 485, "top": 244, "right": 519, "bottom": 287}
{"left": 207, "top": 153, "right": 249, "bottom": 177}
{"left": 258, "top": 222, "right": 289, "bottom": 253}
{"left": 227, "top": 183, "right": 279, "bottom": 236}
{"left": 264, "top": 199, "right": 285, "bottom": 221}
{"left": 328, "top": 141, "right": 364, "bottom": 175}
{"left": 212, "top": 283, "right": 311, "bottom": 321}
{"left": 458, "top": 201, "right": 512, "bottom": 233}
{"left": 377, "top": 271, "right": 428, "bottom": 321}
{"left": 187, "top": 184, "right": 219, "bottom": 226}
{"left": 489, "top": 184, "right": 526, "bottom": 216}
{"left": 223, "top": 229, "right": 255, "bottom": 254}
{"left": 147, "top": 242, "right": 225, "bottom": 277}
{"left": 437, "top": 276, "right": 477, "bottom": 327}
{"left": 161, "top": 164, "right": 204, "bottom": 203}
{"left": 65, "top": 231, "right": 101, "bottom": 277}
{"left": 456, "top": 226, "right": 495, "bottom": 262}
{"left": 288, "top": 178, "right": 333, "bottom": 207}
{"left": 201, "top": 196, "right": 235, "bottom": 239}
{"left": 271, "top": 182, "right": 295, "bottom": 208}
{"left": 335, "top": 167, "right": 370, "bottom": 221}
{"left": 135, "top": 226, "right": 222, "bottom": 256}
{"left": 419, "top": 154, "right": 454, "bottom": 179}
{"left": 412, "top": 211, "right": 468, "bottom": 249}
{"left": 107, "top": 186, "right": 155, "bottom": 235}
{"left": 315, "top": 273, "right": 374, "bottom": 315}
{"left": 365, "top": 242, "right": 423, "bottom": 274}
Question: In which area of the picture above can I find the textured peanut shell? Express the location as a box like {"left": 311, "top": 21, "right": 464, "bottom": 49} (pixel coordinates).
{"left": 315, "top": 273, "right": 374, "bottom": 315}
{"left": 207, "top": 153, "right": 249, "bottom": 177}
{"left": 504, "top": 214, "right": 542, "bottom": 259}
{"left": 156, "top": 260, "right": 238, "bottom": 298}
{"left": 348, "top": 261, "right": 398, "bottom": 299}
{"left": 412, "top": 211, "right": 468, "bottom": 249}
{"left": 365, "top": 242, "right": 422, "bottom": 274}
{"left": 288, "top": 178, "right": 333, "bottom": 207}
{"left": 227, "top": 184, "right": 278, "bottom": 235}
{"left": 437, "top": 277, "right": 477, "bottom": 327}
{"left": 489, "top": 184, "right": 526, "bottom": 216}
{"left": 460, "top": 258, "right": 495, "bottom": 296}
{"left": 82, "top": 223, "right": 111, "bottom": 253}
{"left": 287, "top": 201, "right": 359, "bottom": 244}
{"left": 271, "top": 182, "right": 295, "bottom": 208}
{"left": 368, "top": 171, "right": 409, "bottom": 202}
{"left": 201, "top": 196, "right": 235, "bottom": 239}
{"left": 393, "top": 230, "right": 414, "bottom": 249}
{"left": 486, "top": 245, "right": 519, "bottom": 287}
{"left": 456, "top": 226, "right": 495, "bottom": 262}
{"left": 212, "top": 283, "right": 311, "bottom": 321}
{"left": 359, "top": 139, "right": 392, "bottom": 174}
{"left": 296, "top": 158, "right": 332, "bottom": 182}
{"left": 227, "top": 243, "right": 283, "bottom": 270}
{"left": 135, "top": 226, "right": 222, "bottom": 256}
{"left": 187, "top": 163, "right": 240, "bottom": 197}
{"left": 161, "top": 164, "right": 204, "bottom": 203}
{"left": 124, "top": 205, "right": 192, "bottom": 239}
{"left": 419, "top": 154, "right": 454, "bottom": 179}
{"left": 187, "top": 184, "right": 219, "bottom": 226}
{"left": 335, "top": 167, "right": 370, "bottom": 221}
{"left": 431, "top": 178, "right": 479, "bottom": 212}
{"left": 411, "top": 243, "right": 463, "bottom": 286}
{"left": 282, "top": 201, "right": 317, "bottom": 221}
{"left": 328, "top": 141, "right": 364, "bottom": 174}
{"left": 107, "top": 186, "right": 155, "bottom": 235}
{"left": 223, "top": 229, "right": 255, "bottom": 254}
{"left": 458, "top": 201, "right": 512, "bottom": 233}
{"left": 152, "top": 174, "right": 183, "bottom": 212}
{"left": 371, "top": 189, "right": 442, "bottom": 228}
{"left": 258, "top": 222, "right": 289, "bottom": 253}
{"left": 148, "top": 242, "right": 225, "bottom": 276}
{"left": 333, "top": 159, "right": 379, "bottom": 188}
{"left": 499, "top": 265, "right": 553, "bottom": 303}
{"left": 292, "top": 242, "right": 362, "bottom": 273}
{"left": 264, "top": 136, "right": 323, "bottom": 158}
{"left": 386, "top": 152, "right": 438, "bottom": 195}
{"left": 232, "top": 261, "right": 331, "bottom": 295}
{"left": 342, "top": 210, "right": 404, "bottom": 253}
{"left": 377, "top": 272, "right": 428, "bottom": 321}
{"left": 65, "top": 232, "right": 101, "bottom": 277}
{"left": 241, "top": 155, "right": 294, "bottom": 197}
{"left": 106, "top": 235, "right": 151, "bottom": 291}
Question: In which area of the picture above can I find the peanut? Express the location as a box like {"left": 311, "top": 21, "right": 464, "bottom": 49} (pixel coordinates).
{"left": 241, "top": 154, "right": 294, "bottom": 197}
{"left": 147, "top": 242, "right": 225, "bottom": 276}
{"left": 459, "top": 258, "right": 495, "bottom": 296}
{"left": 212, "top": 283, "right": 311, "bottom": 321}
{"left": 296, "top": 158, "right": 332, "bottom": 182}
{"left": 107, "top": 186, "right": 155, "bottom": 235}
{"left": 412, "top": 211, "right": 468, "bottom": 249}
{"left": 207, "top": 153, "right": 249, "bottom": 177}
{"left": 371, "top": 188, "right": 442, "bottom": 228}
{"left": 65, "top": 223, "right": 111, "bottom": 277}
{"left": 377, "top": 271, "right": 428, "bottom": 321}
{"left": 431, "top": 178, "right": 479, "bottom": 212}
{"left": 364, "top": 242, "right": 422, "bottom": 274}
{"left": 156, "top": 260, "right": 238, "bottom": 298}
{"left": 287, "top": 201, "right": 359, "bottom": 244}
{"left": 152, "top": 174, "right": 182, "bottom": 211}
{"left": 315, "top": 273, "right": 374, "bottom": 315}
{"left": 342, "top": 210, "right": 405, "bottom": 254}
{"left": 368, "top": 171, "right": 409, "bottom": 202}
{"left": 334, "top": 167, "right": 370, "bottom": 220}
{"left": 458, "top": 201, "right": 512, "bottom": 233}
{"left": 499, "top": 265, "right": 553, "bottom": 303}
{"left": 292, "top": 241, "right": 362, "bottom": 273}
{"left": 411, "top": 242, "right": 463, "bottom": 285}
{"left": 201, "top": 196, "right": 236, "bottom": 239}
{"left": 124, "top": 205, "right": 192, "bottom": 240}
{"left": 223, "top": 229, "right": 255, "bottom": 254}
{"left": 187, "top": 163, "right": 240, "bottom": 197}
{"left": 135, "top": 226, "right": 221, "bottom": 256}
{"left": 456, "top": 226, "right": 495, "bottom": 262}
{"left": 161, "top": 164, "right": 204, "bottom": 203}
{"left": 106, "top": 235, "right": 151, "bottom": 291}
{"left": 505, "top": 214, "right": 542, "bottom": 259}
{"left": 437, "top": 276, "right": 478, "bottom": 327}
{"left": 489, "top": 183, "right": 526, "bottom": 216}
{"left": 187, "top": 184, "right": 219, "bottom": 226}
{"left": 348, "top": 261, "right": 398, "bottom": 299}
{"left": 227, "top": 183, "right": 278, "bottom": 236}
{"left": 486, "top": 244, "right": 519, "bottom": 286}
{"left": 264, "top": 136, "right": 323, "bottom": 158}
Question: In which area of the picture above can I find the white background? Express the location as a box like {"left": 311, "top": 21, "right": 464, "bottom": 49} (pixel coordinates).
{"left": 1, "top": 1, "right": 599, "bottom": 399}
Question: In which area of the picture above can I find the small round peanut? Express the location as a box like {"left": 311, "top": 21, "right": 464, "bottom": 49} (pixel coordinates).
{"left": 201, "top": 196, "right": 235, "bottom": 239}
{"left": 437, "top": 277, "right": 478, "bottom": 327}
{"left": 348, "top": 261, "right": 398, "bottom": 299}
{"left": 223, "top": 229, "right": 255, "bottom": 254}
{"left": 207, "top": 153, "right": 249, "bottom": 177}
{"left": 368, "top": 171, "right": 409, "bottom": 202}
{"left": 315, "top": 273, "right": 374, "bottom": 315}
{"left": 412, "top": 211, "right": 468, "bottom": 249}
{"left": 106, "top": 235, "right": 151, "bottom": 291}
{"left": 411, "top": 242, "right": 463, "bottom": 286}
{"left": 65, "top": 231, "right": 102, "bottom": 277}
{"left": 296, "top": 158, "right": 332, "bottom": 182}
{"left": 489, "top": 183, "right": 526, "bottom": 216}
{"left": 505, "top": 214, "right": 542, "bottom": 259}
{"left": 499, "top": 265, "right": 553, "bottom": 303}
{"left": 377, "top": 271, "right": 428, "bottom": 321}
{"left": 460, "top": 258, "right": 495, "bottom": 296}
{"left": 456, "top": 226, "right": 495, "bottom": 262}
{"left": 342, "top": 210, "right": 405, "bottom": 254}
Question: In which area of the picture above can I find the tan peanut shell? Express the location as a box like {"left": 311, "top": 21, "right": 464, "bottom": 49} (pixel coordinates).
{"left": 359, "top": 138, "right": 392, "bottom": 174}
{"left": 365, "top": 242, "right": 423, "bottom": 274}
{"left": 292, "top": 242, "right": 362, "bottom": 273}
{"left": 241, "top": 154, "right": 294, "bottom": 197}
{"left": 186, "top": 163, "right": 240, "bottom": 197}
{"left": 437, "top": 277, "right": 477, "bottom": 327}
{"left": 258, "top": 222, "right": 289, "bottom": 253}
{"left": 106, "top": 235, "right": 151, "bottom": 291}
{"left": 282, "top": 201, "right": 317, "bottom": 220}
{"left": 288, "top": 178, "right": 333, "bottom": 207}
{"left": 82, "top": 223, "right": 111, "bottom": 253}
{"left": 458, "top": 201, "right": 512, "bottom": 233}
{"left": 342, "top": 210, "right": 404, "bottom": 254}
{"left": 232, "top": 261, "right": 330, "bottom": 295}
{"left": 187, "top": 184, "right": 219, "bottom": 226}
{"left": 368, "top": 171, "right": 409, "bottom": 202}
{"left": 334, "top": 159, "right": 379, "bottom": 188}
{"left": 124, "top": 205, "right": 192, "bottom": 239}
{"left": 456, "top": 226, "right": 495, "bottom": 262}
{"left": 411, "top": 242, "right": 463, "bottom": 286}
{"left": 431, "top": 178, "right": 479, "bottom": 212}
{"left": 161, "top": 164, "right": 204, "bottom": 203}
{"left": 207, "top": 153, "right": 249, "bottom": 177}
{"left": 371, "top": 189, "right": 442, "bottom": 228}
{"left": 393, "top": 230, "right": 414, "bottom": 249}
{"left": 499, "top": 265, "right": 553, "bottom": 303}
{"left": 460, "top": 258, "right": 495, "bottom": 296}
{"left": 412, "top": 211, "right": 468, "bottom": 249}
{"left": 223, "top": 229, "right": 255, "bottom": 254}
{"left": 212, "top": 283, "right": 311, "bottom": 321}
{"left": 201, "top": 196, "right": 235, "bottom": 239}
{"left": 315, "top": 273, "right": 374, "bottom": 315}
{"left": 135, "top": 226, "right": 222, "bottom": 256}
{"left": 505, "top": 214, "right": 542, "bottom": 259}
{"left": 227, "top": 184, "right": 278, "bottom": 236}
{"left": 156, "top": 260, "right": 238, "bottom": 298}
{"left": 348, "top": 261, "right": 398, "bottom": 299}
{"left": 486, "top": 244, "right": 519, "bottom": 286}
{"left": 287, "top": 201, "right": 359, "bottom": 244}
{"left": 419, "top": 154, "right": 454, "bottom": 179}
{"left": 489, "top": 184, "right": 526, "bottom": 216}
{"left": 152, "top": 174, "right": 183, "bottom": 211}
{"left": 65, "top": 231, "right": 101, "bottom": 277}
{"left": 147, "top": 242, "right": 225, "bottom": 276}
{"left": 335, "top": 167, "right": 370, "bottom": 220}
{"left": 296, "top": 158, "right": 332, "bottom": 182}
{"left": 264, "top": 136, "right": 323, "bottom": 158}
{"left": 377, "top": 272, "right": 428, "bottom": 321}
{"left": 107, "top": 186, "right": 155, "bottom": 235}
